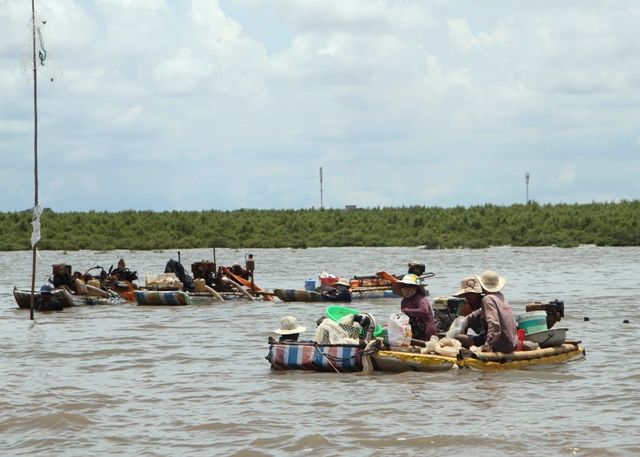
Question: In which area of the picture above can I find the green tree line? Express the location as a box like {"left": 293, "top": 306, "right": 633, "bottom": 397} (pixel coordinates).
{"left": 1, "top": 200, "right": 638, "bottom": 251}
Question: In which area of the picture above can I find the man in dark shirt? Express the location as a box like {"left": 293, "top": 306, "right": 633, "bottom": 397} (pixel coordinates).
{"left": 37, "top": 284, "right": 63, "bottom": 311}
{"left": 321, "top": 278, "right": 352, "bottom": 302}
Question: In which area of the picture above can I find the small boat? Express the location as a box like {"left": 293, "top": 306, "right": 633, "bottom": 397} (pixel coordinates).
{"left": 272, "top": 289, "right": 334, "bottom": 303}
{"left": 273, "top": 271, "right": 407, "bottom": 303}
{"left": 13, "top": 287, "right": 118, "bottom": 308}
{"left": 134, "top": 290, "right": 193, "bottom": 306}
{"left": 266, "top": 339, "right": 364, "bottom": 372}
{"left": 372, "top": 342, "right": 585, "bottom": 372}
{"left": 279, "top": 270, "right": 435, "bottom": 302}
{"left": 138, "top": 258, "right": 267, "bottom": 304}
{"left": 134, "top": 288, "right": 238, "bottom": 306}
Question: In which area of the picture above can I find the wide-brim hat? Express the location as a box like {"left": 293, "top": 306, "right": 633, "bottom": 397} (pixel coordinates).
{"left": 453, "top": 276, "right": 483, "bottom": 296}
{"left": 274, "top": 315, "right": 306, "bottom": 335}
{"left": 475, "top": 270, "right": 506, "bottom": 293}
{"left": 334, "top": 278, "right": 351, "bottom": 287}
{"left": 392, "top": 274, "right": 424, "bottom": 296}
{"left": 39, "top": 284, "right": 53, "bottom": 295}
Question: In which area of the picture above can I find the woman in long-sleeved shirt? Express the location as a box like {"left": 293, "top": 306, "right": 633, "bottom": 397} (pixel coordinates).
{"left": 458, "top": 270, "right": 517, "bottom": 353}
{"left": 392, "top": 274, "right": 436, "bottom": 341}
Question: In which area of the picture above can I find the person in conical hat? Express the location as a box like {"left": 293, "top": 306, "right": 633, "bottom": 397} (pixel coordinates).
{"left": 392, "top": 274, "right": 436, "bottom": 342}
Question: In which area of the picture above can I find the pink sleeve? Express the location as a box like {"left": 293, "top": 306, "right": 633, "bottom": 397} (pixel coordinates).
{"left": 482, "top": 296, "right": 502, "bottom": 350}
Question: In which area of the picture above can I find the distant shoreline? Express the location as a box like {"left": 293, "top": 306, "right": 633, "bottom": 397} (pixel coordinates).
{"left": 1, "top": 200, "right": 638, "bottom": 251}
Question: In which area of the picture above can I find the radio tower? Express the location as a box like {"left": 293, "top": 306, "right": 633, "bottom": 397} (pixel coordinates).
{"left": 319, "top": 167, "right": 324, "bottom": 209}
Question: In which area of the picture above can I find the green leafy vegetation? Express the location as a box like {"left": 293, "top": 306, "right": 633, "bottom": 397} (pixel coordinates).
{"left": 1, "top": 201, "right": 638, "bottom": 251}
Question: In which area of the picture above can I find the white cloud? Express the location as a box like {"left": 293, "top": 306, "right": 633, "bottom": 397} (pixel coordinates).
{"left": 554, "top": 166, "right": 577, "bottom": 184}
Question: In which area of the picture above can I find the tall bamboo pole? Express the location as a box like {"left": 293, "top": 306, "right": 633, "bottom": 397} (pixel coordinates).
{"left": 29, "top": 0, "right": 39, "bottom": 320}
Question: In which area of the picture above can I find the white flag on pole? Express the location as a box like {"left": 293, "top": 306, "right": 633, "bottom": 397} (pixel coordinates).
{"left": 31, "top": 204, "right": 43, "bottom": 248}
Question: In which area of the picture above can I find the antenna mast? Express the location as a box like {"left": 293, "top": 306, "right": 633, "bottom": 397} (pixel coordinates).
{"left": 319, "top": 167, "right": 323, "bottom": 209}
{"left": 525, "top": 172, "right": 530, "bottom": 204}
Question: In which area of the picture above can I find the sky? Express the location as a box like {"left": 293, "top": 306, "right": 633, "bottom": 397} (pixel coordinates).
{"left": 1, "top": 0, "right": 639, "bottom": 212}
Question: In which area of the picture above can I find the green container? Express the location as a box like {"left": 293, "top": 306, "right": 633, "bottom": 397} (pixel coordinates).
{"left": 517, "top": 311, "right": 548, "bottom": 335}
{"left": 325, "top": 305, "right": 383, "bottom": 337}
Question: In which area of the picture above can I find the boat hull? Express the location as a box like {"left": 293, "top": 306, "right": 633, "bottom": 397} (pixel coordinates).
{"left": 13, "top": 287, "right": 116, "bottom": 308}
{"left": 273, "top": 289, "right": 328, "bottom": 302}
{"left": 135, "top": 290, "right": 192, "bottom": 306}
{"left": 374, "top": 343, "right": 585, "bottom": 372}
{"left": 372, "top": 351, "right": 458, "bottom": 372}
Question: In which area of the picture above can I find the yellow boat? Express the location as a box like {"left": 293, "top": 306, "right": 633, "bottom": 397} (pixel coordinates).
{"left": 372, "top": 342, "right": 585, "bottom": 372}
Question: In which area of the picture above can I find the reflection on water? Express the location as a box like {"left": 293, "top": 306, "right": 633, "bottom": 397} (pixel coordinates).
{"left": 1, "top": 246, "right": 639, "bottom": 456}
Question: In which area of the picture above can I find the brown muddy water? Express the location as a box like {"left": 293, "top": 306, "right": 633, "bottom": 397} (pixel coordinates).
{"left": 1, "top": 246, "right": 639, "bottom": 456}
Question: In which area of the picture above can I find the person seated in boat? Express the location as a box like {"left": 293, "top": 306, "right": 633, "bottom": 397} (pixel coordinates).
{"left": 321, "top": 278, "right": 352, "bottom": 302}
{"left": 450, "top": 271, "right": 517, "bottom": 353}
{"left": 272, "top": 315, "right": 306, "bottom": 342}
{"left": 72, "top": 271, "right": 89, "bottom": 295}
{"left": 36, "top": 284, "right": 63, "bottom": 311}
{"left": 109, "top": 258, "right": 138, "bottom": 282}
{"left": 392, "top": 274, "right": 436, "bottom": 342}
{"left": 447, "top": 276, "right": 485, "bottom": 341}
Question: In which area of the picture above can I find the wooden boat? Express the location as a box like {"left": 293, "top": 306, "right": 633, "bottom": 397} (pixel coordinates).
{"left": 372, "top": 342, "right": 585, "bottom": 372}
{"left": 276, "top": 271, "right": 435, "bottom": 302}
{"left": 139, "top": 259, "right": 262, "bottom": 305}
{"left": 13, "top": 287, "right": 118, "bottom": 308}
{"left": 272, "top": 285, "right": 396, "bottom": 302}
{"left": 371, "top": 350, "right": 458, "bottom": 372}
{"left": 272, "top": 271, "right": 405, "bottom": 302}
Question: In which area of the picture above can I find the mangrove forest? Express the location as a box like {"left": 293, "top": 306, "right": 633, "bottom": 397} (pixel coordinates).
{"left": 0, "top": 200, "right": 638, "bottom": 251}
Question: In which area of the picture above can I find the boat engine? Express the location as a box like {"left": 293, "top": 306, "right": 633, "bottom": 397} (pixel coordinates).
{"left": 191, "top": 261, "right": 216, "bottom": 287}
{"left": 52, "top": 263, "right": 74, "bottom": 289}
{"left": 526, "top": 299, "right": 565, "bottom": 329}
{"left": 407, "top": 261, "right": 426, "bottom": 276}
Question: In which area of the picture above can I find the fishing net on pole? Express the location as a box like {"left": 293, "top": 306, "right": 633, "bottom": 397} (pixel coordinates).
{"left": 20, "top": 14, "right": 62, "bottom": 85}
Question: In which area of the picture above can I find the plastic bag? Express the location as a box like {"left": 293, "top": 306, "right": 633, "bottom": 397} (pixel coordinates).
{"left": 313, "top": 318, "right": 359, "bottom": 345}
{"left": 421, "top": 336, "right": 462, "bottom": 357}
{"left": 445, "top": 315, "right": 468, "bottom": 339}
{"left": 385, "top": 312, "right": 412, "bottom": 348}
